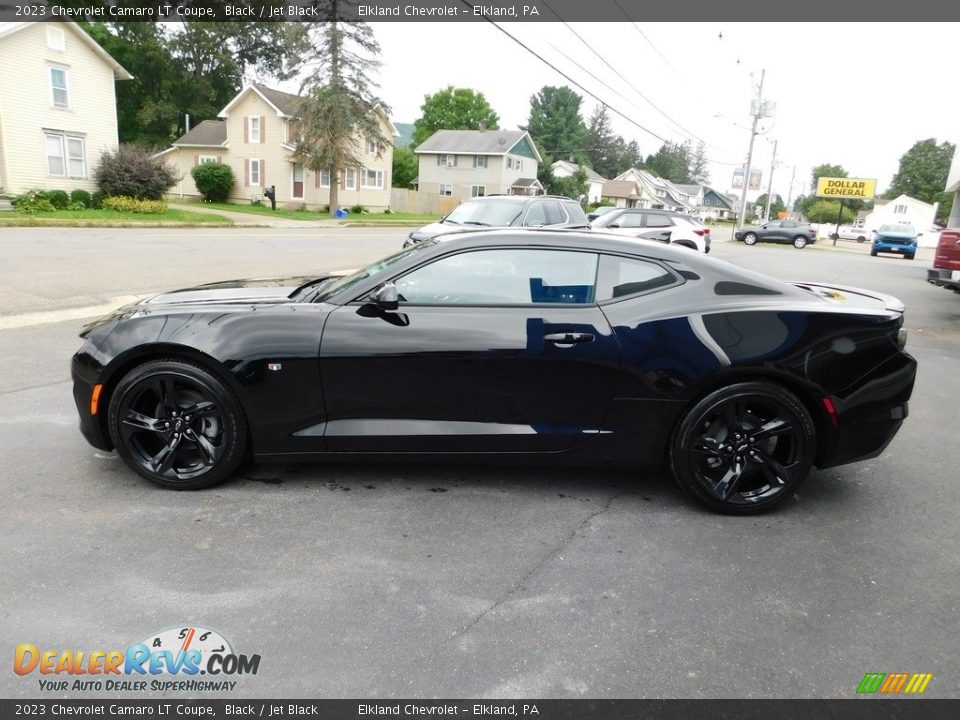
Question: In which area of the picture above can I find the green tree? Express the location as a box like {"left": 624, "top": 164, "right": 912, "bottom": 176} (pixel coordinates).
{"left": 689, "top": 141, "right": 710, "bottom": 184}
{"left": 549, "top": 168, "right": 589, "bottom": 201}
{"left": 646, "top": 142, "right": 691, "bottom": 182}
{"left": 411, "top": 86, "right": 499, "bottom": 148}
{"left": 292, "top": 9, "right": 389, "bottom": 217}
{"left": 810, "top": 163, "right": 847, "bottom": 192}
{"left": 885, "top": 138, "right": 956, "bottom": 222}
{"left": 391, "top": 146, "right": 418, "bottom": 189}
{"left": 755, "top": 193, "right": 786, "bottom": 218}
{"left": 804, "top": 200, "right": 855, "bottom": 224}
{"left": 615, "top": 139, "right": 643, "bottom": 176}
{"left": 524, "top": 86, "right": 588, "bottom": 164}
{"left": 584, "top": 104, "right": 620, "bottom": 179}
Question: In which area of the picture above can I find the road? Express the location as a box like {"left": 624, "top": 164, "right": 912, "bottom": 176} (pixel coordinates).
{"left": 1, "top": 227, "right": 958, "bottom": 699}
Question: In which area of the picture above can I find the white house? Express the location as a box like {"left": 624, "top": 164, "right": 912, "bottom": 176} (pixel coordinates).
{"left": 864, "top": 194, "right": 939, "bottom": 246}
{"left": 0, "top": 21, "right": 131, "bottom": 195}
{"left": 551, "top": 160, "right": 607, "bottom": 203}
{"left": 613, "top": 168, "right": 693, "bottom": 212}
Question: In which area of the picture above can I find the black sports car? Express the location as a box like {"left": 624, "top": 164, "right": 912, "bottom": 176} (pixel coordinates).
{"left": 72, "top": 231, "right": 916, "bottom": 514}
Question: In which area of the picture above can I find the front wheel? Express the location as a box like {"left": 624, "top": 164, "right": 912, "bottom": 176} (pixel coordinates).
{"left": 793, "top": 235, "right": 808, "bottom": 249}
{"left": 743, "top": 232, "right": 758, "bottom": 246}
{"left": 870, "top": 249, "right": 878, "bottom": 257}
{"left": 905, "top": 254, "right": 915, "bottom": 260}
{"left": 669, "top": 382, "right": 816, "bottom": 514}
{"left": 107, "top": 359, "right": 247, "bottom": 490}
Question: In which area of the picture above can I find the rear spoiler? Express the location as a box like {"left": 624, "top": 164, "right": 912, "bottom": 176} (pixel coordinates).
{"left": 789, "top": 281, "right": 905, "bottom": 314}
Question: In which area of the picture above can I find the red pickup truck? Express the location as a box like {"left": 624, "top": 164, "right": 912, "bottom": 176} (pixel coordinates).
{"left": 927, "top": 230, "right": 960, "bottom": 292}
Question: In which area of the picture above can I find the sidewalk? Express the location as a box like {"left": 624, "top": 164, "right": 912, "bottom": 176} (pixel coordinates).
{"left": 167, "top": 202, "right": 343, "bottom": 228}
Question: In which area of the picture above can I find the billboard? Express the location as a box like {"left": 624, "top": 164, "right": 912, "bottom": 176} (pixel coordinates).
{"left": 815, "top": 177, "right": 877, "bottom": 200}
{"left": 732, "top": 168, "right": 762, "bottom": 190}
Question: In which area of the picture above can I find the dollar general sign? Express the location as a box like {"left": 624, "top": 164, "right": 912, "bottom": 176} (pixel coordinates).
{"left": 815, "top": 177, "right": 877, "bottom": 200}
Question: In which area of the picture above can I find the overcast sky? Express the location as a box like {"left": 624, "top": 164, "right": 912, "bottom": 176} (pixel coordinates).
{"left": 358, "top": 22, "right": 958, "bottom": 202}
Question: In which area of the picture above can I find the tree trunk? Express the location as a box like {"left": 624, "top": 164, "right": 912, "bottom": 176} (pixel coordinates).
{"left": 329, "top": 165, "right": 339, "bottom": 218}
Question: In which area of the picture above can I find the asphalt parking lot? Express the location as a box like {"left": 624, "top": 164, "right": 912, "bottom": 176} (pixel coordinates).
{"left": 2, "top": 227, "right": 959, "bottom": 699}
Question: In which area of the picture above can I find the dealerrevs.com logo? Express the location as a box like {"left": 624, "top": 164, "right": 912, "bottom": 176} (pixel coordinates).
{"left": 14, "top": 626, "right": 261, "bottom": 692}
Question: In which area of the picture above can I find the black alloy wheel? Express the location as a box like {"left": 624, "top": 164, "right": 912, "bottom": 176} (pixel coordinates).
{"left": 107, "top": 359, "right": 247, "bottom": 489}
{"left": 670, "top": 382, "right": 815, "bottom": 514}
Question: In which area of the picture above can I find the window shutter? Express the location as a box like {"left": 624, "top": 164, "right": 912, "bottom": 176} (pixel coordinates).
{"left": 194, "top": 155, "right": 199, "bottom": 166}
{"left": 315, "top": 168, "right": 320, "bottom": 189}
{"left": 260, "top": 160, "right": 265, "bottom": 187}
{"left": 217, "top": 156, "right": 222, "bottom": 163}
{"left": 437, "top": 155, "right": 441, "bottom": 166}
{"left": 453, "top": 155, "right": 458, "bottom": 167}
{"left": 244, "top": 118, "right": 249, "bottom": 144}
{"left": 244, "top": 160, "right": 249, "bottom": 186}
{"left": 260, "top": 116, "right": 266, "bottom": 144}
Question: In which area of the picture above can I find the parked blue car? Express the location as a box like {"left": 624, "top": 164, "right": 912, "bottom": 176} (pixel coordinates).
{"left": 871, "top": 224, "right": 918, "bottom": 260}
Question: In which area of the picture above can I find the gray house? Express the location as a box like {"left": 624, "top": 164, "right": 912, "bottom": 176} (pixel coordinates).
{"left": 414, "top": 129, "right": 542, "bottom": 200}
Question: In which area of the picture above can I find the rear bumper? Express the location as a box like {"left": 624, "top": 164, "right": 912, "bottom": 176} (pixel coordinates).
{"left": 817, "top": 351, "right": 917, "bottom": 469}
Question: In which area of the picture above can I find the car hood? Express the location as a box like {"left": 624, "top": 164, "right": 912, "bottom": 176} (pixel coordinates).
{"left": 874, "top": 231, "right": 916, "bottom": 240}
{"left": 138, "top": 276, "right": 325, "bottom": 306}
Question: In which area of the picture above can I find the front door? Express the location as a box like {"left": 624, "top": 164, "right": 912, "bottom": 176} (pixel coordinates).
{"left": 318, "top": 247, "right": 621, "bottom": 453}
{"left": 292, "top": 163, "right": 304, "bottom": 199}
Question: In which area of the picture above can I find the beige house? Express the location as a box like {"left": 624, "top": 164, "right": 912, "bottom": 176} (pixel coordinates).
{"left": 0, "top": 21, "right": 131, "bottom": 195}
{"left": 414, "top": 130, "right": 543, "bottom": 200}
{"left": 159, "top": 84, "right": 397, "bottom": 211}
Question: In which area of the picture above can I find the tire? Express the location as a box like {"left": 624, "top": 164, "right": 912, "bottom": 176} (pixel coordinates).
{"left": 793, "top": 235, "right": 808, "bottom": 249}
{"left": 857, "top": 236, "right": 866, "bottom": 243}
{"left": 870, "top": 249, "right": 878, "bottom": 257}
{"left": 905, "top": 254, "right": 915, "bottom": 260}
{"left": 669, "top": 382, "right": 816, "bottom": 515}
{"left": 743, "top": 232, "right": 758, "bottom": 246}
{"left": 107, "top": 359, "right": 247, "bottom": 490}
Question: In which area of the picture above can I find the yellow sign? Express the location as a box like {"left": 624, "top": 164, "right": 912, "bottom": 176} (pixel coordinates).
{"left": 815, "top": 177, "right": 876, "bottom": 200}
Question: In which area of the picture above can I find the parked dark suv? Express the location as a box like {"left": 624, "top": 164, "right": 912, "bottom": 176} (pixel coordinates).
{"left": 404, "top": 195, "right": 589, "bottom": 247}
{"left": 735, "top": 219, "right": 818, "bottom": 249}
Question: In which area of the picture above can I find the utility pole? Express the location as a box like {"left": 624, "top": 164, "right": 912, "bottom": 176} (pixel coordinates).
{"left": 764, "top": 139, "right": 778, "bottom": 221}
{"left": 785, "top": 165, "right": 797, "bottom": 215}
{"left": 737, "top": 69, "right": 766, "bottom": 229}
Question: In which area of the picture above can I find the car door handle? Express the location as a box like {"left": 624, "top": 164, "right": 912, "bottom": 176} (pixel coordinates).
{"left": 544, "top": 332, "right": 595, "bottom": 345}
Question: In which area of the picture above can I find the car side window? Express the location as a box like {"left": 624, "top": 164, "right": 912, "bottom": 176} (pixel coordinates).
{"left": 523, "top": 203, "right": 547, "bottom": 227}
{"left": 395, "top": 249, "right": 599, "bottom": 305}
{"left": 595, "top": 255, "right": 678, "bottom": 301}
{"left": 544, "top": 202, "right": 566, "bottom": 225}
{"left": 618, "top": 213, "right": 644, "bottom": 228}
{"left": 766, "top": 221, "right": 781, "bottom": 228}
{"left": 644, "top": 214, "right": 671, "bottom": 228}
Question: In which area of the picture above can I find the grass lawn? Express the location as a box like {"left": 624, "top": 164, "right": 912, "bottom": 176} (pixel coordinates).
{"left": 182, "top": 201, "right": 438, "bottom": 224}
{"left": 0, "top": 208, "right": 232, "bottom": 225}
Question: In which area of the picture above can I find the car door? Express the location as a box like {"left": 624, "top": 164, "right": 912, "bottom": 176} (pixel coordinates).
{"left": 318, "top": 247, "right": 622, "bottom": 453}
{"left": 641, "top": 212, "right": 673, "bottom": 243}
{"left": 759, "top": 220, "right": 781, "bottom": 240}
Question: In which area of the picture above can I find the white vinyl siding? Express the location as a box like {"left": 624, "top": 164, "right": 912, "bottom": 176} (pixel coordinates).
{"left": 47, "top": 27, "right": 65, "bottom": 51}
{"left": 362, "top": 168, "right": 384, "bottom": 189}
{"left": 49, "top": 67, "right": 70, "bottom": 109}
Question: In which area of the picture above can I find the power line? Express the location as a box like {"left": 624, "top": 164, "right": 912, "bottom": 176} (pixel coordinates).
{"left": 612, "top": 0, "right": 681, "bottom": 78}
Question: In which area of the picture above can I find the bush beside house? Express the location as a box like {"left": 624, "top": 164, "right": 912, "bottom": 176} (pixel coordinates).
{"left": 190, "top": 162, "right": 235, "bottom": 203}
{"left": 94, "top": 145, "right": 179, "bottom": 201}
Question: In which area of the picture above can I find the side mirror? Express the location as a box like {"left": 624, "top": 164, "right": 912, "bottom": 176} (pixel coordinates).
{"left": 371, "top": 282, "right": 399, "bottom": 311}
{"left": 607, "top": 223, "right": 620, "bottom": 229}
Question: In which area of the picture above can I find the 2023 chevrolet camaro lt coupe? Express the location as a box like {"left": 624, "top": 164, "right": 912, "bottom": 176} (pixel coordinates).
{"left": 72, "top": 231, "right": 916, "bottom": 514}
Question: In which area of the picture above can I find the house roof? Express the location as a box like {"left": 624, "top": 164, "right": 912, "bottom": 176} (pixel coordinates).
{"left": 601, "top": 180, "right": 641, "bottom": 199}
{"left": 0, "top": 21, "right": 132, "bottom": 80}
{"left": 551, "top": 160, "right": 608, "bottom": 183}
{"left": 512, "top": 177, "right": 542, "bottom": 188}
{"left": 703, "top": 187, "right": 735, "bottom": 210}
{"left": 416, "top": 130, "right": 542, "bottom": 162}
{"left": 173, "top": 120, "right": 227, "bottom": 147}
{"left": 216, "top": 83, "right": 399, "bottom": 136}
{"left": 674, "top": 184, "right": 702, "bottom": 196}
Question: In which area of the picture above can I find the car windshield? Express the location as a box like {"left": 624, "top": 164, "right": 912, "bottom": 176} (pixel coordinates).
{"left": 878, "top": 224, "right": 915, "bottom": 235}
{"left": 444, "top": 199, "right": 527, "bottom": 226}
{"left": 311, "top": 243, "right": 433, "bottom": 303}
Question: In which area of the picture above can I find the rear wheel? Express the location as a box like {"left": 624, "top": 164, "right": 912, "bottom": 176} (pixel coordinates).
{"left": 743, "top": 232, "right": 758, "bottom": 246}
{"left": 107, "top": 359, "right": 247, "bottom": 490}
{"left": 793, "top": 235, "right": 808, "bottom": 249}
{"left": 669, "top": 382, "right": 816, "bottom": 514}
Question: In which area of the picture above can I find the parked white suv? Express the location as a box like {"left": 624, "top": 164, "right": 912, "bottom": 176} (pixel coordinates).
{"left": 590, "top": 208, "right": 711, "bottom": 252}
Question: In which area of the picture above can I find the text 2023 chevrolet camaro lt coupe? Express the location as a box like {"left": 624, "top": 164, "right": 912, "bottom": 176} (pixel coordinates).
{"left": 72, "top": 231, "right": 916, "bottom": 514}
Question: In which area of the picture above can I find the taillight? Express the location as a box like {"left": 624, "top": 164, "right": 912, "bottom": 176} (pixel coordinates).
{"left": 693, "top": 229, "right": 708, "bottom": 236}
{"left": 821, "top": 396, "right": 839, "bottom": 427}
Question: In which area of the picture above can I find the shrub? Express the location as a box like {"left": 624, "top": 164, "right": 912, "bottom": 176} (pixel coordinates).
{"left": 94, "top": 145, "right": 179, "bottom": 200}
{"left": 91, "top": 190, "right": 106, "bottom": 209}
{"left": 70, "top": 189, "right": 93, "bottom": 208}
{"left": 320, "top": 204, "right": 329, "bottom": 214}
{"left": 101, "top": 196, "right": 168, "bottom": 214}
{"left": 349, "top": 204, "right": 367, "bottom": 214}
{"left": 804, "top": 199, "right": 856, "bottom": 224}
{"left": 12, "top": 190, "right": 55, "bottom": 215}
{"left": 47, "top": 190, "right": 70, "bottom": 209}
{"left": 190, "top": 162, "right": 235, "bottom": 203}
{"left": 67, "top": 201, "right": 87, "bottom": 211}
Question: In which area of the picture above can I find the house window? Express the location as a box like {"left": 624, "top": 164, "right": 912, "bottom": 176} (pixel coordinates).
{"left": 506, "top": 157, "right": 513, "bottom": 169}
{"left": 249, "top": 117, "right": 261, "bottom": 143}
{"left": 49, "top": 67, "right": 69, "bottom": 109}
{"left": 47, "top": 27, "right": 65, "bottom": 51}
{"left": 438, "top": 154, "right": 457, "bottom": 167}
{"left": 517, "top": 159, "right": 523, "bottom": 171}
{"left": 319, "top": 169, "right": 331, "bottom": 187}
{"left": 45, "top": 133, "right": 86, "bottom": 178}
{"left": 345, "top": 168, "right": 357, "bottom": 190}
{"left": 471, "top": 185, "right": 485, "bottom": 197}
{"left": 439, "top": 184, "right": 453, "bottom": 196}
{"left": 362, "top": 168, "right": 384, "bottom": 189}
{"left": 198, "top": 156, "right": 218, "bottom": 164}
{"left": 473, "top": 155, "right": 487, "bottom": 169}
{"left": 894, "top": 204, "right": 907, "bottom": 214}
{"left": 249, "top": 159, "right": 261, "bottom": 186}
{"left": 367, "top": 139, "right": 379, "bottom": 155}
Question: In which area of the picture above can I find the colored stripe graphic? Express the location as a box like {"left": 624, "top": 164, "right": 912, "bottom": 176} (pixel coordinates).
{"left": 857, "top": 672, "right": 932, "bottom": 694}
